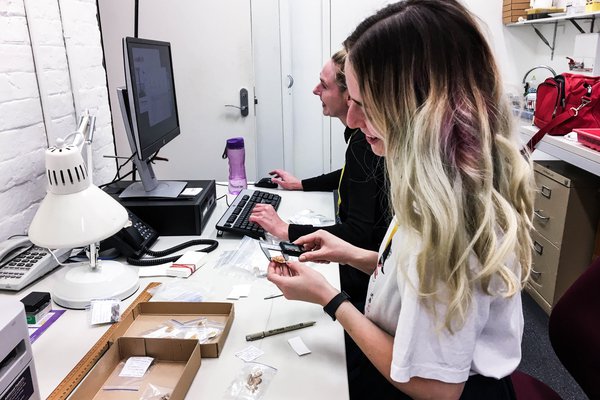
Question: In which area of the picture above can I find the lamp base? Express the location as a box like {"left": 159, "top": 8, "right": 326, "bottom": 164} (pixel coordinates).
{"left": 52, "top": 260, "right": 140, "bottom": 309}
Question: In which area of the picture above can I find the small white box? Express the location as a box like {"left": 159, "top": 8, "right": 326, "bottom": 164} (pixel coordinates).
{"left": 167, "top": 251, "right": 208, "bottom": 278}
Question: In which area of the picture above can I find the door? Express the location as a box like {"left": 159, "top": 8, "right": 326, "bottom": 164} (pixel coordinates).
{"left": 99, "top": 0, "right": 257, "bottom": 182}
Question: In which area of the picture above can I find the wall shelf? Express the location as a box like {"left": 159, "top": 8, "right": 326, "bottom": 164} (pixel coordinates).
{"left": 507, "top": 11, "right": 600, "bottom": 60}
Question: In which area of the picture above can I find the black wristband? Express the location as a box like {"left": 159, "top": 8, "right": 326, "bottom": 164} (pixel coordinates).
{"left": 323, "top": 291, "right": 351, "bottom": 321}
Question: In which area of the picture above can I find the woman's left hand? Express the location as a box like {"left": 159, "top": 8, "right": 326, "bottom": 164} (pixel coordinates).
{"left": 267, "top": 261, "right": 339, "bottom": 306}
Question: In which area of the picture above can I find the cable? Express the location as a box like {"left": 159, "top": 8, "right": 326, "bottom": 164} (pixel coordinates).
{"left": 126, "top": 239, "right": 218, "bottom": 266}
{"left": 216, "top": 194, "right": 230, "bottom": 207}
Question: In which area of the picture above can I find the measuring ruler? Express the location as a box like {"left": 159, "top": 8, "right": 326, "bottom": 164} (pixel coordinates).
{"left": 47, "top": 282, "right": 160, "bottom": 400}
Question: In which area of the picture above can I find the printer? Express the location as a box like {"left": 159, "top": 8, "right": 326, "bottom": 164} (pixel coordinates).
{"left": 0, "top": 299, "right": 40, "bottom": 400}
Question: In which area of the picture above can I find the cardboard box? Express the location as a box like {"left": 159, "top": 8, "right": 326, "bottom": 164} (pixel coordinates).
{"left": 111, "top": 302, "right": 234, "bottom": 358}
{"left": 503, "top": 0, "right": 530, "bottom": 23}
{"left": 70, "top": 337, "right": 201, "bottom": 400}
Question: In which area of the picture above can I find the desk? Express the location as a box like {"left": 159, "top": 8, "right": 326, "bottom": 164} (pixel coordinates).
{"left": 520, "top": 125, "right": 600, "bottom": 177}
{"left": 0, "top": 186, "right": 349, "bottom": 400}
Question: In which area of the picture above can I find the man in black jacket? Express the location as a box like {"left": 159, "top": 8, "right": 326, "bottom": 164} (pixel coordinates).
{"left": 250, "top": 49, "right": 389, "bottom": 310}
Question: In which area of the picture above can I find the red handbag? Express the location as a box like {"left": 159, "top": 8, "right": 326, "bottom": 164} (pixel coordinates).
{"left": 526, "top": 73, "right": 600, "bottom": 152}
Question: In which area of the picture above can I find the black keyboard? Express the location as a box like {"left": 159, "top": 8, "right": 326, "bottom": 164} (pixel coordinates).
{"left": 216, "top": 189, "right": 281, "bottom": 239}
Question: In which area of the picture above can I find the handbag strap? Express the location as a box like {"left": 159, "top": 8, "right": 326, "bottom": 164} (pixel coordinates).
{"left": 525, "top": 94, "right": 594, "bottom": 152}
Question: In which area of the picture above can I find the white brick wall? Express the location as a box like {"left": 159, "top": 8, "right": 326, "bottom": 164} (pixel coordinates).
{"left": 0, "top": 0, "right": 117, "bottom": 242}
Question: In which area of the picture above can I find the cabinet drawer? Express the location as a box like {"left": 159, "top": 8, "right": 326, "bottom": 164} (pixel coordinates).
{"left": 528, "top": 230, "right": 560, "bottom": 305}
{"left": 533, "top": 170, "right": 569, "bottom": 247}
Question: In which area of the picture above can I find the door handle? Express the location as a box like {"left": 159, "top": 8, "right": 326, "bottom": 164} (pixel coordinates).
{"left": 224, "top": 88, "right": 249, "bottom": 117}
{"left": 287, "top": 74, "right": 294, "bottom": 89}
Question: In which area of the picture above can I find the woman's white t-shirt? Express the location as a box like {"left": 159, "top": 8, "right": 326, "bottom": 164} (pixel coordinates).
{"left": 364, "top": 218, "right": 524, "bottom": 384}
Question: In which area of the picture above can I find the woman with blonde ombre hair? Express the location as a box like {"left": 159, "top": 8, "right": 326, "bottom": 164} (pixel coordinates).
{"left": 266, "top": 1, "right": 535, "bottom": 399}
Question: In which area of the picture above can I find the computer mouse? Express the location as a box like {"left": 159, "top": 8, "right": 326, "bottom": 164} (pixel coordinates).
{"left": 255, "top": 177, "right": 278, "bottom": 188}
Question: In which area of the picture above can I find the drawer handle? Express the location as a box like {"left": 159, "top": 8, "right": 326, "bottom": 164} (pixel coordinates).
{"left": 540, "top": 185, "right": 552, "bottom": 199}
{"left": 531, "top": 268, "right": 542, "bottom": 283}
{"left": 534, "top": 210, "right": 550, "bottom": 223}
{"left": 533, "top": 241, "right": 544, "bottom": 255}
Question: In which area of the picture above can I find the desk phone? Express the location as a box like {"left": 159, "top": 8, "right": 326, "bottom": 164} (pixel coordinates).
{"left": 0, "top": 237, "right": 71, "bottom": 291}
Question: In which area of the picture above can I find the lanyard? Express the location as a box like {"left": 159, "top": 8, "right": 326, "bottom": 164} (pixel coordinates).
{"left": 377, "top": 223, "right": 398, "bottom": 273}
{"left": 336, "top": 129, "right": 359, "bottom": 215}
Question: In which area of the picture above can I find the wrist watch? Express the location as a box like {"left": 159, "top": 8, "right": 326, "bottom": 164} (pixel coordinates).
{"left": 323, "top": 291, "right": 351, "bottom": 321}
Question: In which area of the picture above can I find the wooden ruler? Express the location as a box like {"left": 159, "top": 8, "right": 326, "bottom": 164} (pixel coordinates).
{"left": 47, "top": 282, "right": 161, "bottom": 400}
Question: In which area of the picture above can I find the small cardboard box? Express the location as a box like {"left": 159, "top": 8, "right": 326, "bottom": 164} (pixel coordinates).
{"left": 111, "top": 302, "right": 234, "bottom": 358}
{"left": 71, "top": 337, "right": 201, "bottom": 400}
{"left": 503, "top": 0, "right": 530, "bottom": 23}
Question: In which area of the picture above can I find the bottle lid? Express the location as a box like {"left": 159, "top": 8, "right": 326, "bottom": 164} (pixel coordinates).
{"left": 226, "top": 137, "right": 245, "bottom": 149}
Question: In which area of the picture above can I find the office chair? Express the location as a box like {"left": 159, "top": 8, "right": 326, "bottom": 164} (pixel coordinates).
{"left": 511, "top": 255, "right": 600, "bottom": 399}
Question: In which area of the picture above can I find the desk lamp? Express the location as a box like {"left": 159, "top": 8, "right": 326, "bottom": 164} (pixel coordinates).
{"left": 28, "top": 114, "right": 139, "bottom": 309}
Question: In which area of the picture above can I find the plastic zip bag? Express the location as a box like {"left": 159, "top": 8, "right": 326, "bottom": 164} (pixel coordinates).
{"left": 224, "top": 362, "right": 277, "bottom": 400}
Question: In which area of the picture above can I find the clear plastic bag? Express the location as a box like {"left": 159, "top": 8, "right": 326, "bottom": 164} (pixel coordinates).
{"left": 101, "top": 361, "right": 147, "bottom": 392}
{"left": 140, "top": 383, "right": 173, "bottom": 400}
{"left": 223, "top": 362, "right": 277, "bottom": 400}
{"left": 214, "top": 236, "right": 269, "bottom": 278}
{"left": 287, "top": 209, "right": 334, "bottom": 226}
{"left": 148, "top": 280, "right": 209, "bottom": 302}
{"left": 140, "top": 318, "right": 224, "bottom": 343}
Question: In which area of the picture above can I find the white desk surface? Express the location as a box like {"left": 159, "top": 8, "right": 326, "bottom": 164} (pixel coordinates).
{"left": 520, "top": 125, "right": 600, "bottom": 177}
{"left": 0, "top": 185, "right": 349, "bottom": 400}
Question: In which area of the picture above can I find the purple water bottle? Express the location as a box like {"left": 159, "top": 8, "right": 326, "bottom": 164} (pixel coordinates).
{"left": 223, "top": 137, "right": 247, "bottom": 195}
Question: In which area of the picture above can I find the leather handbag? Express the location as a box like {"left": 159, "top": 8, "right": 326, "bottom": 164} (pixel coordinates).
{"left": 526, "top": 73, "right": 600, "bottom": 152}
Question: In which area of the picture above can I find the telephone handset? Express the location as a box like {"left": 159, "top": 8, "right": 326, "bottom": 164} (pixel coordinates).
{"left": 0, "top": 236, "right": 71, "bottom": 291}
{"left": 100, "top": 210, "right": 219, "bottom": 266}
{"left": 0, "top": 236, "right": 33, "bottom": 264}
{"left": 99, "top": 211, "right": 159, "bottom": 259}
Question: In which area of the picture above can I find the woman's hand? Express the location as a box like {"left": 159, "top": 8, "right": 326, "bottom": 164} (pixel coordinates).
{"left": 295, "top": 230, "right": 379, "bottom": 274}
{"left": 294, "top": 230, "right": 355, "bottom": 265}
{"left": 267, "top": 260, "right": 338, "bottom": 306}
{"left": 269, "top": 169, "right": 303, "bottom": 190}
{"left": 249, "top": 204, "right": 289, "bottom": 240}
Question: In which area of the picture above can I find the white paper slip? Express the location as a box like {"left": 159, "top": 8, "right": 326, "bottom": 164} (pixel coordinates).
{"left": 181, "top": 187, "right": 203, "bottom": 196}
{"left": 226, "top": 284, "right": 251, "bottom": 300}
{"left": 90, "top": 299, "right": 121, "bottom": 325}
{"left": 119, "top": 356, "right": 154, "bottom": 378}
{"left": 288, "top": 336, "right": 311, "bottom": 356}
{"left": 167, "top": 251, "right": 208, "bottom": 278}
{"left": 235, "top": 345, "right": 265, "bottom": 362}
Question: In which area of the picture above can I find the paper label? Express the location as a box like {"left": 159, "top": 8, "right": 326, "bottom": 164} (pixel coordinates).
{"left": 90, "top": 299, "right": 120, "bottom": 325}
{"left": 119, "top": 356, "right": 154, "bottom": 378}
{"left": 235, "top": 345, "right": 265, "bottom": 362}
{"left": 288, "top": 336, "right": 311, "bottom": 356}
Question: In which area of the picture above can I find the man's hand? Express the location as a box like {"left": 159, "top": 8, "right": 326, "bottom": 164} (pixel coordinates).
{"left": 269, "top": 169, "right": 303, "bottom": 190}
{"left": 249, "top": 204, "right": 289, "bottom": 240}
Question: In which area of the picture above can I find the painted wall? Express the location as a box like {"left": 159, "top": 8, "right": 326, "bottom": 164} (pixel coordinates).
{"left": 0, "top": 0, "right": 116, "bottom": 242}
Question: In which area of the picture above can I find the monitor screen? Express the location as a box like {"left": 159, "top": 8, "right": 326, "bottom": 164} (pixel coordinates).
{"left": 124, "top": 37, "right": 180, "bottom": 161}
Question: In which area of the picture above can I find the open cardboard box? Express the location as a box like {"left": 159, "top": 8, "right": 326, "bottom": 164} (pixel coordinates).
{"left": 110, "top": 302, "right": 234, "bottom": 358}
{"left": 71, "top": 337, "right": 201, "bottom": 400}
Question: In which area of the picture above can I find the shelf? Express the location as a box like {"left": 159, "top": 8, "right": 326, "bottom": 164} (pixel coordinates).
{"left": 506, "top": 11, "right": 599, "bottom": 59}
{"left": 507, "top": 11, "right": 600, "bottom": 27}
{"left": 520, "top": 125, "right": 600, "bottom": 177}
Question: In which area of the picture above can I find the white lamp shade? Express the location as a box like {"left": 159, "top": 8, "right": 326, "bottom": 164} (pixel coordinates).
{"left": 28, "top": 184, "right": 128, "bottom": 248}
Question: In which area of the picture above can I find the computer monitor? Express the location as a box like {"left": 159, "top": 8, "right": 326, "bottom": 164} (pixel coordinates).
{"left": 117, "top": 36, "right": 186, "bottom": 198}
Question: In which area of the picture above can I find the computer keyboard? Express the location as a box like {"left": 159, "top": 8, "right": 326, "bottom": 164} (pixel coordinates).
{"left": 216, "top": 189, "right": 281, "bottom": 239}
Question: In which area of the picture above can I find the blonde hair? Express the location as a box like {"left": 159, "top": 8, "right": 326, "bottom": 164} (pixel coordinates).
{"left": 345, "top": 0, "right": 535, "bottom": 332}
{"left": 331, "top": 49, "right": 348, "bottom": 91}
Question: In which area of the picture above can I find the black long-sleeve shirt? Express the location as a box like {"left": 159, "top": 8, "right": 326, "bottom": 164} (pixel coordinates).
{"left": 288, "top": 127, "right": 390, "bottom": 309}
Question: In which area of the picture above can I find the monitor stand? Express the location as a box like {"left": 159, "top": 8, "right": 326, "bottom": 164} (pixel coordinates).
{"left": 119, "top": 180, "right": 186, "bottom": 199}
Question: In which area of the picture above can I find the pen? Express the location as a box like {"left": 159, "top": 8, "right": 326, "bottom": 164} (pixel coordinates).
{"left": 246, "top": 321, "right": 316, "bottom": 341}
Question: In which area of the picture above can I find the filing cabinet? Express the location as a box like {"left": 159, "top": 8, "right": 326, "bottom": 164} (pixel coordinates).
{"left": 526, "top": 161, "right": 600, "bottom": 314}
